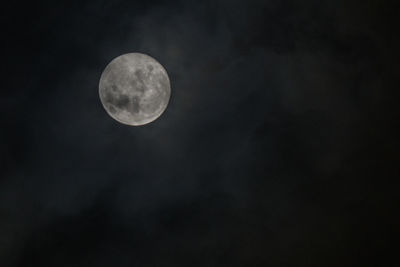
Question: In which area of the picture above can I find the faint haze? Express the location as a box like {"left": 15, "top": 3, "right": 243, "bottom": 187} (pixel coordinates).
{"left": 1, "top": 0, "right": 398, "bottom": 266}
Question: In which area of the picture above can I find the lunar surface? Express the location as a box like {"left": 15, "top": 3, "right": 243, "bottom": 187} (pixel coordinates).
{"left": 99, "top": 53, "right": 171, "bottom": 126}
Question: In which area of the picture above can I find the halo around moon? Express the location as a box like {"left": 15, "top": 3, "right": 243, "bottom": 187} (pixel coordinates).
{"left": 99, "top": 53, "right": 171, "bottom": 126}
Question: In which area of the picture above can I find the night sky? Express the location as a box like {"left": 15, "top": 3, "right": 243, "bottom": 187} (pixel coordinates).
{"left": 1, "top": 0, "right": 399, "bottom": 266}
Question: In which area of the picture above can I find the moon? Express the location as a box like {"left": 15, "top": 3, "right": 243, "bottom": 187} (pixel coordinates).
{"left": 99, "top": 53, "right": 171, "bottom": 126}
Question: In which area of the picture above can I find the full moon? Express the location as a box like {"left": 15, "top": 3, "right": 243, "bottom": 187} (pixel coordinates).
{"left": 99, "top": 53, "right": 171, "bottom": 126}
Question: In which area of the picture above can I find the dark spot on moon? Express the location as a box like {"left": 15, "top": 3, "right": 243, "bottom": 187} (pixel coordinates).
{"left": 104, "top": 91, "right": 131, "bottom": 110}
{"left": 103, "top": 92, "right": 114, "bottom": 104}
{"left": 103, "top": 84, "right": 143, "bottom": 115}
{"left": 135, "top": 70, "right": 145, "bottom": 81}
{"left": 147, "top": 65, "right": 154, "bottom": 72}
{"left": 115, "top": 94, "right": 130, "bottom": 108}
{"left": 129, "top": 96, "right": 141, "bottom": 114}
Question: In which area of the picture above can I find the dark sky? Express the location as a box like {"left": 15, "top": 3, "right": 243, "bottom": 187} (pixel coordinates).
{"left": 1, "top": 0, "right": 399, "bottom": 266}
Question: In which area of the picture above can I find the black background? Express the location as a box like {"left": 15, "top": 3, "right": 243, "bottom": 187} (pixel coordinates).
{"left": 1, "top": 0, "right": 399, "bottom": 266}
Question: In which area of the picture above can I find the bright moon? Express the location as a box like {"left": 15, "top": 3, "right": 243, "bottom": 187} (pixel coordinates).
{"left": 99, "top": 53, "right": 171, "bottom": 126}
